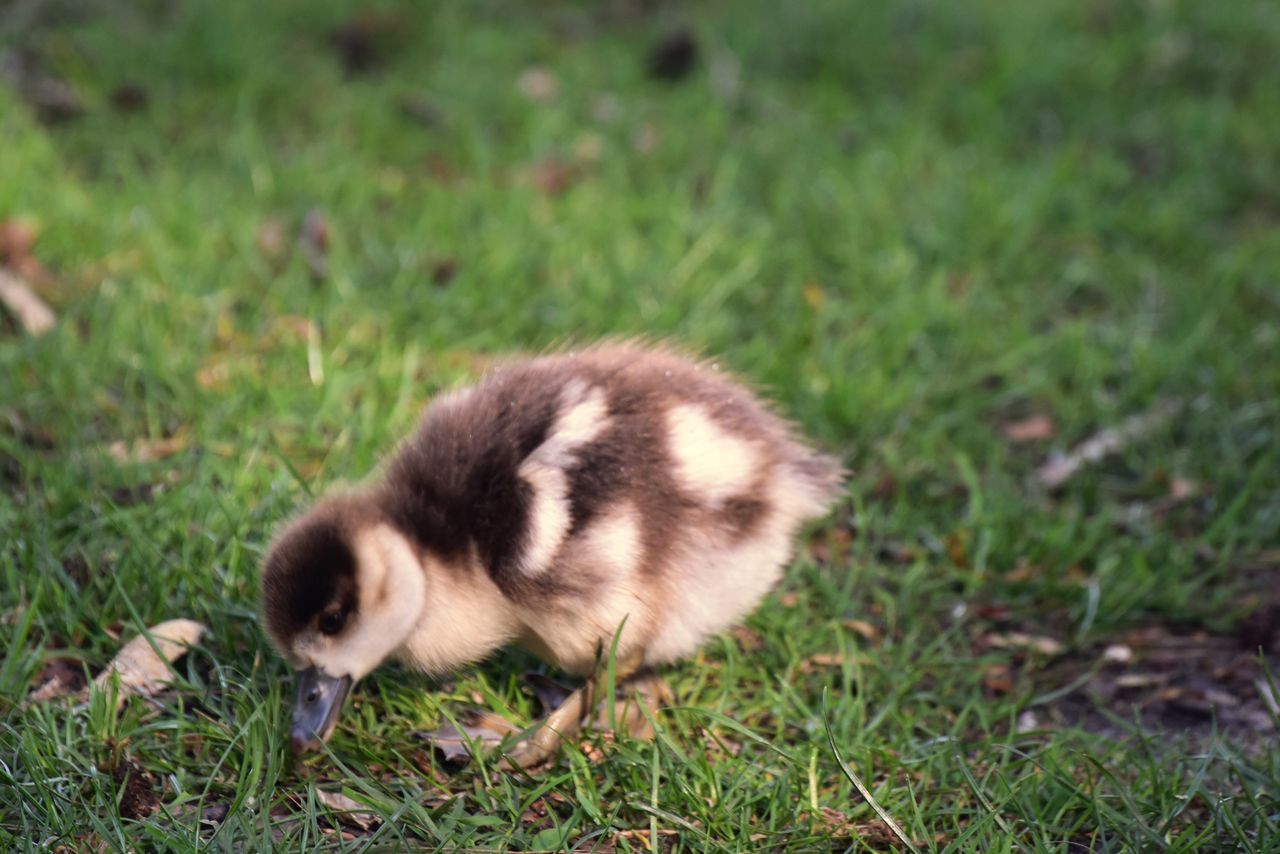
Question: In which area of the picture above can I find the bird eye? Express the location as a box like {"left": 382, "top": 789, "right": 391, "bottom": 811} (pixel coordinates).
{"left": 318, "top": 611, "right": 345, "bottom": 635}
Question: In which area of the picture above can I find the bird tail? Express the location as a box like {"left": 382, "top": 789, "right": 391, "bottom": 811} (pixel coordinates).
{"left": 787, "top": 450, "right": 847, "bottom": 519}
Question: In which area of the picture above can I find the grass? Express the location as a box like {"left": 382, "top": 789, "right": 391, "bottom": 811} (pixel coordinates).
{"left": 2, "top": 0, "right": 1278, "bottom": 849}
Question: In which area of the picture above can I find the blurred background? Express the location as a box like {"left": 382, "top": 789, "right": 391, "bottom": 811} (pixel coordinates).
{"left": 2, "top": 0, "right": 1278, "bottom": 847}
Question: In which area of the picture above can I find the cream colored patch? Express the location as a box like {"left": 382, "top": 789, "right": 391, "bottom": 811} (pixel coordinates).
{"left": 583, "top": 504, "right": 642, "bottom": 576}
{"left": 397, "top": 547, "right": 521, "bottom": 675}
{"left": 517, "top": 380, "right": 610, "bottom": 575}
{"left": 666, "top": 404, "right": 759, "bottom": 505}
{"left": 644, "top": 466, "right": 837, "bottom": 666}
{"left": 298, "top": 525, "right": 428, "bottom": 681}
{"left": 516, "top": 503, "right": 650, "bottom": 675}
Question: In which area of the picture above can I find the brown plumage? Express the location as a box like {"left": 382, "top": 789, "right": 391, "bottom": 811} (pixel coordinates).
{"left": 261, "top": 340, "right": 844, "bottom": 756}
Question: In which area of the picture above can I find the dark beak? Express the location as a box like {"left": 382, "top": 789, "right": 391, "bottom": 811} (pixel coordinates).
{"left": 290, "top": 666, "right": 352, "bottom": 753}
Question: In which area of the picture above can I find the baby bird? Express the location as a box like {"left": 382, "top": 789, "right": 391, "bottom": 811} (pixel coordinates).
{"left": 260, "top": 341, "right": 843, "bottom": 767}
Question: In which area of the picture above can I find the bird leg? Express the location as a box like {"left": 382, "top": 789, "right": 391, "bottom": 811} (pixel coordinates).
{"left": 595, "top": 666, "right": 674, "bottom": 743}
{"left": 500, "top": 651, "right": 646, "bottom": 771}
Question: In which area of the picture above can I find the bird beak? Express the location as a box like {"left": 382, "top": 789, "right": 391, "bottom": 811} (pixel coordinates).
{"left": 290, "top": 666, "right": 352, "bottom": 752}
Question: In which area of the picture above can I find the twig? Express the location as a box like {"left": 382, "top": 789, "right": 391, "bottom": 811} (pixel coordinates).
{"left": 1037, "top": 400, "right": 1183, "bottom": 489}
{"left": 0, "top": 268, "right": 55, "bottom": 334}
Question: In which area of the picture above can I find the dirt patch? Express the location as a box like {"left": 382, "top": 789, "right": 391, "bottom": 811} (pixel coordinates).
{"left": 1029, "top": 622, "right": 1276, "bottom": 748}
{"left": 113, "top": 759, "right": 162, "bottom": 820}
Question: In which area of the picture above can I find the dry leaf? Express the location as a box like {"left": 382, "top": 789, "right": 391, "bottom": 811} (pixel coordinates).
{"left": 1002, "top": 414, "right": 1056, "bottom": 442}
{"left": 299, "top": 209, "right": 330, "bottom": 281}
{"left": 1168, "top": 476, "right": 1197, "bottom": 500}
{"left": 315, "top": 790, "right": 380, "bottom": 833}
{"left": 196, "top": 361, "right": 232, "bottom": 390}
{"left": 256, "top": 218, "right": 289, "bottom": 265}
{"left": 419, "top": 708, "right": 521, "bottom": 763}
{"left": 1114, "top": 672, "right": 1168, "bottom": 689}
{"left": 843, "top": 619, "right": 880, "bottom": 642}
{"left": 1103, "top": 644, "right": 1133, "bottom": 663}
{"left": 982, "top": 664, "right": 1014, "bottom": 695}
{"left": 984, "top": 632, "right": 1065, "bottom": 656}
{"left": 799, "top": 653, "right": 847, "bottom": 673}
{"left": 106, "top": 431, "right": 189, "bottom": 464}
{"left": 0, "top": 217, "right": 54, "bottom": 284}
{"left": 731, "top": 625, "right": 764, "bottom": 650}
{"left": 95, "top": 618, "right": 206, "bottom": 708}
{"left": 28, "top": 657, "right": 86, "bottom": 703}
{"left": 0, "top": 269, "right": 56, "bottom": 335}
{"left": 517, "top": 66, "right": 558, "bottom": 101}
{"left": 1037, "top": 401, "right": 1182, "bottom": 488}
{"left": 529, "top": 160, "right": 577, "bottom": 196}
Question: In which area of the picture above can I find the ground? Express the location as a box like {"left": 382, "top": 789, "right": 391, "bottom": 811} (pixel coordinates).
{"left": 1, "top": 0, "right": 1278, "bottom": 850}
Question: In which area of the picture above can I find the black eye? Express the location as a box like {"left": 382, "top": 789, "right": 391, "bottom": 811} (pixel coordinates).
{"left": 318, "top": 611, "right": 345, "bottom": 635}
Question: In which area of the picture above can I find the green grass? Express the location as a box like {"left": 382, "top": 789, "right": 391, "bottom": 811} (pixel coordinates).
{"left": 2, "top": 0, "right": 1279, "bottom": 849}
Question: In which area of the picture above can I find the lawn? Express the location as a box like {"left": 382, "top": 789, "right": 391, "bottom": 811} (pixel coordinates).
{"left": 2, "top": 0, "right": 1278, "bottom": 849}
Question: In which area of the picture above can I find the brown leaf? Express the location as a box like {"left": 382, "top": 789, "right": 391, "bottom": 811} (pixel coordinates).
{"left": 95, "top": 618, "right": 206, "bottom": 708}
{"left": 315, "top": 790, "right": 380, "bottom": 833}
{"left": 517, "top": 66, "right": 558, "bottom": 102}
{"left": 418, "top": 708, "right": 521, "bottom": 763}
{"left": 0, "top": 269, "right": 56, "bottom": 335}
{"left": 843, "top": 619, "right": 880, "bottom": 642}
{"left": 424, "top": 153, "right": 459, "bottom": 185}
{"left": 731, "top": 625, "right": 764, "bottom": 651}
{"left": 1002, "top": 414, "right": 1056, "bottom": 442}
{"left": 1168, "top": 476, "right": 1197, "bottom": 500}
{"left": 109, "top": 83, "right": 148, "bottom": 113}
{"left": 0, "top": 217, "right": 39, "bottom": 269}
{"left": 106, "top": 430, "right": 189, "bottom": 464}
{"left": 196, "top": 361, "right": 231, "bottom": 390}
{"left": 869, "top": 473, "right": 897, "bottom": 502}
{"left": 299, "top": 209, "right": 330, "bottom": 281}
{"left": 529, "top": 160, "right": 577, "bottom": 196}
{"left": 256, "top": 218, "right": 289, "bottom": 265}
{"left": 982, "top": 664, "right": 1014, "bottom": 695}
{"left": 1102, "top": 643, "right": 1133, "bottom": 663}
{"left": 28, "top": 657, "right": 87, "bottom": 702}
{"left": 983, "top": 632, "right": 1065, "bottom": 656}
{"left": 799, "top": 652, "right": 853, "bottom": 673}
{"left": 1114, "top": 672, "right": 1168, "bottom": 689}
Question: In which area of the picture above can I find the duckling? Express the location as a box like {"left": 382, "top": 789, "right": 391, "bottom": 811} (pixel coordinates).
{"left": 260, "top": 340, "right": 844, "bottom": 767}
